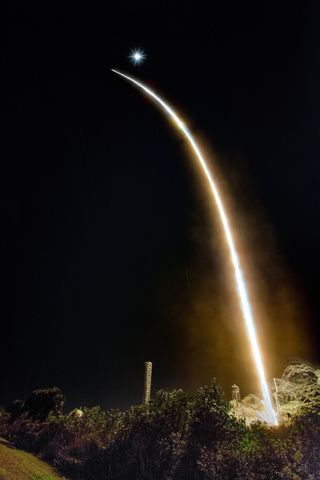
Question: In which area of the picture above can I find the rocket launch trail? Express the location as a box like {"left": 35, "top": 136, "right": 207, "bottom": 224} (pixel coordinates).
{"left": 111, "top": 68, "right": 277, "bottom": 425}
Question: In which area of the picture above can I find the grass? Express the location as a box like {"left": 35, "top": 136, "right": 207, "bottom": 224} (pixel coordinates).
{"left": 0, "top": 441, "right": 64, "bottom": 480}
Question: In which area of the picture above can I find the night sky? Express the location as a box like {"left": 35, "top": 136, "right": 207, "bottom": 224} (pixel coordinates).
{"left": 2, "top": 2, "right": 320, "bottom": 410}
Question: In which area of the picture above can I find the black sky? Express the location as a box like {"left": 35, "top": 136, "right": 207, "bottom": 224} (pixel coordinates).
{"left": 2, "top": 1, "right": 320, "bottom": 410}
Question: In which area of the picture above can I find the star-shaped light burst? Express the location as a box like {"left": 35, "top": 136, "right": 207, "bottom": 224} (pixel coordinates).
{"left": 129, "top": 48, "right": 146, "bottom": 66}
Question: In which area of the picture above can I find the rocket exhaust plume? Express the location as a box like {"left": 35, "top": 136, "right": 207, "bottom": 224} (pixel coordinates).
{"left": 112, "top": 68, "right": 278, "bottom": 425}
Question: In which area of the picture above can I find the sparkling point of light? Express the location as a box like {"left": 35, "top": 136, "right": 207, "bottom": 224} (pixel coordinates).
{"left": 129, "top": 48, "right": 146, "bottom": 66}
{"left": 111, "top": 68, "right": 278, "bottom": 426}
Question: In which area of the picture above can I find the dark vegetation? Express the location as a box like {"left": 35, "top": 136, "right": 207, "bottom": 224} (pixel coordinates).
{"left": 0, "top": 373, "right": 320, "bottom": 480}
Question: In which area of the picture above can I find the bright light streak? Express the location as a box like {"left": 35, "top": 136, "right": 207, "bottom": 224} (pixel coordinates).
{"left": 111, "top": 68, "right": 278, "bottom": 425}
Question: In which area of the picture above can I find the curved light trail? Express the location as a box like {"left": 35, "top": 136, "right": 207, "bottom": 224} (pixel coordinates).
{"left": 112, "top": 68, "right": 277, "bottom": 425}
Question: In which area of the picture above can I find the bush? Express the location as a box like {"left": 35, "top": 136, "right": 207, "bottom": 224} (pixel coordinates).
{"left": 1, "top": 382, "right": 320, "bottom": 479}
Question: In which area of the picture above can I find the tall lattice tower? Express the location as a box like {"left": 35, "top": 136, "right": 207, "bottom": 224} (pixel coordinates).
{"left": 232, "top": 384, "right": 241, "bottom": 407}
{"left": 143, "top": 361, "right": 152, "bottom": 405}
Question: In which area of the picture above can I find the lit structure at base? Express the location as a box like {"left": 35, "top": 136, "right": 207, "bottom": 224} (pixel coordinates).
{"left": 232, "top": 384, "right": 241, "bottom": 408}
{"left": 112, "top": 68, "right": 278, "bottom": 425}
{"left": 143, "top": 361, "right": 152, "bottom": 405}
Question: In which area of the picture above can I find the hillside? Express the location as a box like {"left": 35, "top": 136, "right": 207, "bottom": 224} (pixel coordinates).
{"left": 0, "top": 439, "right": 64, "bottom": 480}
